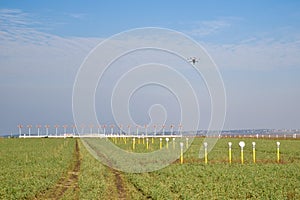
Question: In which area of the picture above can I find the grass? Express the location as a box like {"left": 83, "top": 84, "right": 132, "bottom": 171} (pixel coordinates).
{"left": 120, "top": 137, "right": 300, "bottom": 199}
{"left": 0, "top": 138, "right": 75, "bottom": 199}
{"left": 0, "top": 137, "right": 299, "bottom": 199}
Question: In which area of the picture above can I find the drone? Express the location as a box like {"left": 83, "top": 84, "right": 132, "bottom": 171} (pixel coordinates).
{"left": 187, "top": 57, "right": 199, "bottom": 65}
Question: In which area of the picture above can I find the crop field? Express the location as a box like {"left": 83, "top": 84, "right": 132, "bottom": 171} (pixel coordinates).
{"left": 0, "top": 137, "right": 299, "bottom": 199}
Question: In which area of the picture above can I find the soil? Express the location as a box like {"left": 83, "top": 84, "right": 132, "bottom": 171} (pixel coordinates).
{"left": 35, "top": 139, "right": 81, "bottom": 200}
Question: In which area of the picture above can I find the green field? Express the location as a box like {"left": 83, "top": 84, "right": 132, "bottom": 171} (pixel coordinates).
{"left": 0, "top": 137, "right": 299, "bottom": 199}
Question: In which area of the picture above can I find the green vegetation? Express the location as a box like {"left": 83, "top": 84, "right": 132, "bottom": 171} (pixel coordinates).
{"left": 78, "top": 140, "right": 145, "bottom": 200}
{"left": 0, "top": 137, "right": 299, "bottom": 199}
{"left": 0, "top": 138, "right": 75, "bottom": 199}
{"left": 121, "top": 137, "right": 300, "bottom": 199}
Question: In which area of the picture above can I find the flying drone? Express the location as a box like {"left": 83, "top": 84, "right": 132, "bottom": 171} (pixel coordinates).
{"left": 187, "top": 57, "right": 199, "bottom": 65}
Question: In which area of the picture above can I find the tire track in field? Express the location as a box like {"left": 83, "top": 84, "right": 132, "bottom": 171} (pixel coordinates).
{"left": 112, "top": 169, "right": 127, "bottom": 199}
{"left": 36, "top": 139, "right": 81, "bottom": 200}
{"left": 84, "top": 139, "right": 127, "bottom": 199}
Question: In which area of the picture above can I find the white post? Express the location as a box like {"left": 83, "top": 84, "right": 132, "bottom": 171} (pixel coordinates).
{"left": 276, "top": 141, "right": 280, "bottom": 163}
{"left": 204, "top": 142, "right": 208, "bottom": 164}
{"left": 239, "top": 141, "right": 245, "bottom": 164}
{"left": 172, "top": 138, "right": 175, "bottom": 149}
{"left": 228, "top": 142, "right": 232, "bottom": 164}
{"left": 166, "top": 138, "right": 169, "bottom": 149}
{"left": 154, "top": 125, "right": 157, "bottom": 136}
{"left": 186, "top": 137, "right": 189, "bottom": 149}
{"left": 159, "top": 138, "right": 163, "bottom": 149}
{"left": 170, "top": 125, "right": 174, "bottom": 136}
{"left": 162, "top": 125, "right": 165, "bottom": 136}
{"left": 180, "top": 142, "right": 184, "bottom": 164}
{"left": 252, "top": 142, "right": 256, "bottom": 163}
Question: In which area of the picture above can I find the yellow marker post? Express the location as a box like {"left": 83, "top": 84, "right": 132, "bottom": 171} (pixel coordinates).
{"left": 239, "top": 141, "right": 245, "bottom": 164}
{"left": 252, "top": 142, "right": 256, "bottom": 163}
{"left": 172, "top": 138, "right": 175, "bottom": 150}
{"left": 228, "top": 142, "right": 232, "bottom": 164}
{"left": 276, "top": 142, "right": 280, "bottom": 163}
{"left": 132, "top": 138, "right": 135, "bottom": 150}
{"left": 146, "top": 138, "right": 149, "bottom": 150}
{"left": 180, "top": 142, "right": 184, "bottom": 164}
{"left": 124, "top": 137, "right": 127, "bottom": 144}
{"left": 152, "top": 137, "right": 154, "bottom": 144}
{"left": 136, "top": 126, "right": 140, "bottom": 144}
{"left": 166, "top": 138, "right": 169, "bottom": 149}
{"left": 142, "top": 137, "right": 145, "bottom": 145}
{"left": 159, "top": 138, "right": 162, "bottom": 149}
{"left": 204, "top": 142, "right": 208, "bottom": 164}
{"left": 186, "top": 138, "right": 189, "bottom": 149}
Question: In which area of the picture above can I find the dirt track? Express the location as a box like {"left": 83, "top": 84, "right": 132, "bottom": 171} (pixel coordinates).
{"left": 112, "top": 169, "right": 126, "bottom": 199}
{"left": 35, "top": 140, "right": 81, "bottom": 200}
{"left": 84, "top": 140, "right": 127, "bottom": 199}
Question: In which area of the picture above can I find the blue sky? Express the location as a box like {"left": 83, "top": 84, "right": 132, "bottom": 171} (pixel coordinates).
{"left": 0, "top": 0, "right": 300, "bottom": 134}
{"left": 2, "top": 0, "right": 300, "bottom": 39}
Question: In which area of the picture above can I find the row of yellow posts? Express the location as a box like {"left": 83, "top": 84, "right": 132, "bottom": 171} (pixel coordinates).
{"left": 131, "top": 137, "right": 188, "bottom": 150}
{"left": 132, "top": 137, "right": 184, "bottom": 150}
{"left": 201, "top": 141, "right": 281, "bottom": 164}
{"left": 132, "top": 137, "right": 156, "bottom": 150}
{"left": 113, "top": 137, "right": 281, "bottom": 164}
{"left": 230, "top": 141, "right": 281, "bottom": 164}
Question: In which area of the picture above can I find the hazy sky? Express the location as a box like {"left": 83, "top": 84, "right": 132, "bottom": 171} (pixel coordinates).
{"left": 1, "top": 0, "right": 300, "bottom": 134}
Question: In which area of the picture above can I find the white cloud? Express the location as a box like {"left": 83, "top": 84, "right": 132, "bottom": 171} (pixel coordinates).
{"left": 182, "top": 18, "right": 241, "bottom": 37}
{"left": 206, "top": 37, "right": 300, "bottom": 70}
{"left": 66, "top": 12, "right": 87, "bottom": 19}
{"left": 0, "top": 9, "right": 101, "bottom": 84}
{"left": 188, "top": 20, "right": 231, "bottom": 36}
{"left": 180, "top": 17, "right": 300, "bottom": 70}
{"left": 0, "top": 9, "right": 299, "bottom": 132}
